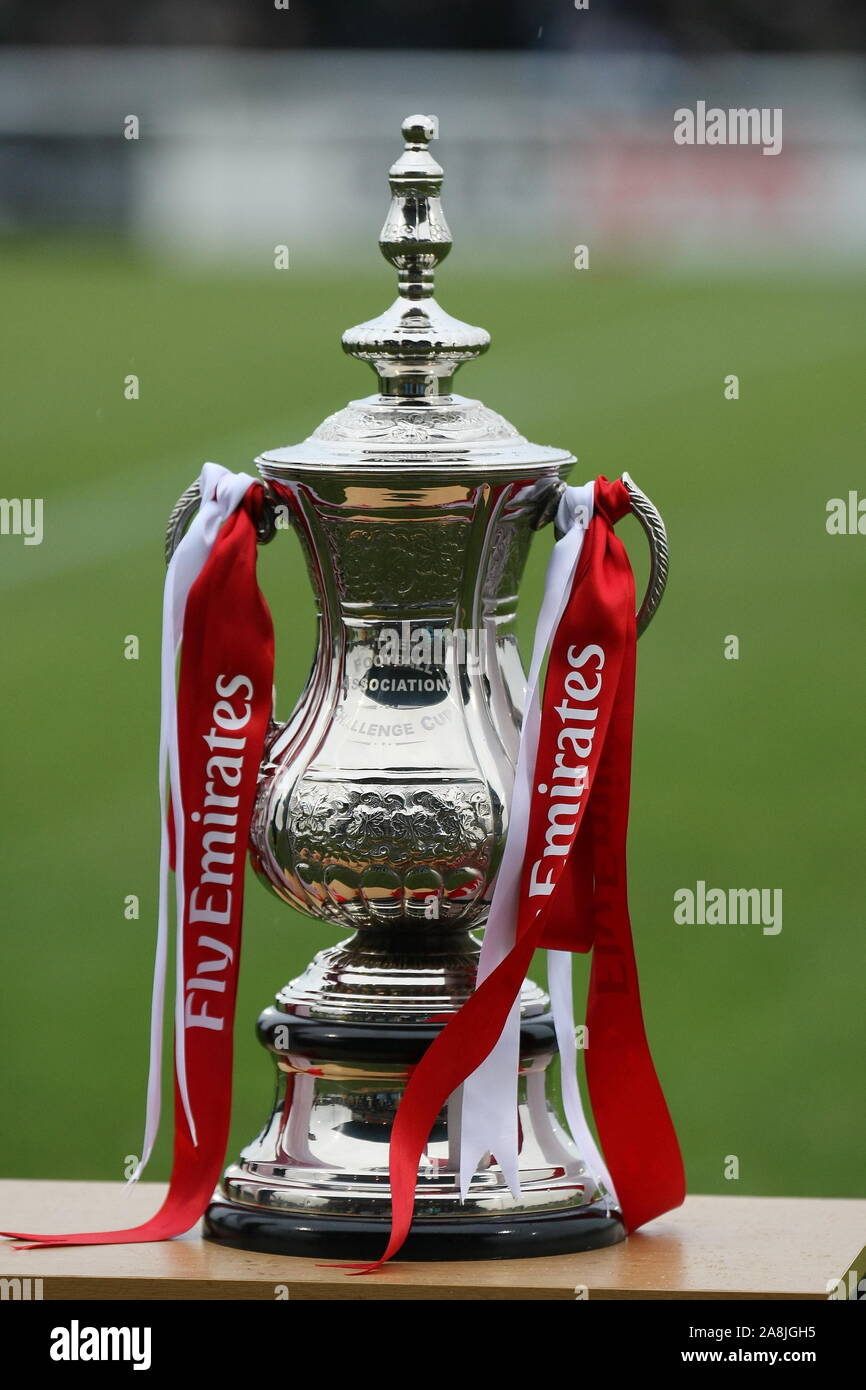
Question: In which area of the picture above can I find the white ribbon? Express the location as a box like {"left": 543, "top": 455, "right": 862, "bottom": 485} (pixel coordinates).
{"left": 458, "top": 480, "right": 614, "bottom": 1202}
{"left": 131, "top": 462, "right": 256, "bottom": 1181}
{"left": 547, "top": 949, "right": 615, "bottom": 1198}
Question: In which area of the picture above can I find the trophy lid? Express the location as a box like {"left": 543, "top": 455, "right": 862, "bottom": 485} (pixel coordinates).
{"left": 257, "top": 115, "right": 573, "bottom": 482}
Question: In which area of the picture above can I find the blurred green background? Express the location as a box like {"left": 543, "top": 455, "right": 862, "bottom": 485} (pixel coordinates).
{"left": 1, "top": 237, "right": 864, "bottom": 1199}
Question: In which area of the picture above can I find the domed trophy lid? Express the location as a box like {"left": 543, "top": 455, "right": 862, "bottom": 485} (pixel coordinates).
{"left": 256, "top": 115, "right": 574, "bottom": 482}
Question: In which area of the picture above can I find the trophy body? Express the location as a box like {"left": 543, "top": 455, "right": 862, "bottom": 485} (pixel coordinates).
{"left": 202, "top": 118, "right": 627, "bottom": 1259}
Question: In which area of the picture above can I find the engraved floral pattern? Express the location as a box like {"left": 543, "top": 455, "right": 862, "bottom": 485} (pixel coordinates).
{"left": 288, "top": 785, "right": 494, "bottom": 868}
{"left": 323, "top": 516, "right": 470, "bottom": 604}
{"left": 313, "top": 403, "right": 521, "bottom": 444}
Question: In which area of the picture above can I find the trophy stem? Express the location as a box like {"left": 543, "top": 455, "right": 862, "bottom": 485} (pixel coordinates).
{"left": 268, "top": 924, "right": 534, "bottom": 1022}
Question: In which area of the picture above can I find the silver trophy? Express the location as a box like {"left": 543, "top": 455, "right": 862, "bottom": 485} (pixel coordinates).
{"left": 167, "top": 116, "right": 667, "bottom": 1259}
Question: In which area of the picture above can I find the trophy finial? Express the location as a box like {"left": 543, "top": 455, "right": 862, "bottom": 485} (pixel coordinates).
{"left": 342, "top": 113, "right": 490, "bottom": 397}
{"left": 399, "top": 113, "right": 439, "bottom": 149}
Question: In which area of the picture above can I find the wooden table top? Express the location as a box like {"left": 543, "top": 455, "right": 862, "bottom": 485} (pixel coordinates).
{"left": 1, "top": 1182, "right": 863, "bottom": 1300}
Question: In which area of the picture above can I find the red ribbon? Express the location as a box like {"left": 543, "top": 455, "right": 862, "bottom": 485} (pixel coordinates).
{"left": 2, "top": 487, "right": 274, "bottom": 1249}
{"left": 355, "top": 477, "right": 684, "bottom": 1270}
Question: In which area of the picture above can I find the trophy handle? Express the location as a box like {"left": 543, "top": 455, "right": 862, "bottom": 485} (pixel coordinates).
{"left": 621, "top": 471, "right": 669, "bottom": 638}
{"left": 541, "top": 473, "right": 668, "bottom": 638}
{"left": 164, "top": 479, "right": 278, "bottom": 564}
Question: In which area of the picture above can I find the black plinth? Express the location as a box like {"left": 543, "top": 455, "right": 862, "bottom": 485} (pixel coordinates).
{"left": 204, "top": 1199, "right": 627, "bottom": 1262}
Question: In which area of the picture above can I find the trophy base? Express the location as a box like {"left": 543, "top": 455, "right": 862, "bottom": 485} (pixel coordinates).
{"left": 210, "top": 932, "right": 626, "bottom": 1263}
{"left": 203, "top": 1197, "right": 626, "bottom": 1262}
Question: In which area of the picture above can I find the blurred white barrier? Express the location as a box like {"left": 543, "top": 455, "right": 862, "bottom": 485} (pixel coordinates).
{"left": 1, "top": 48, "right": 865, "bottom": 267}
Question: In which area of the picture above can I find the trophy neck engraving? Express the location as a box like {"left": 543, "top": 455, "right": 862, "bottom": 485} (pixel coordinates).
{"left": 341, "top": 114, "right": 490, "bottom": 399}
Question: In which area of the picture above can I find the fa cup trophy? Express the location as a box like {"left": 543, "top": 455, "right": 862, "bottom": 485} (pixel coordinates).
{"left": 161, "top": 116, "right": 671, "bottom": 1261}
{"left": 3, "top": 114, "right": 680, "bottom": 1268}
{"left": 0, "top": 114, "right": 681, "bottom": 1268}
{"left": 158, "top": 115, "right": 674, "bottom": 1262}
